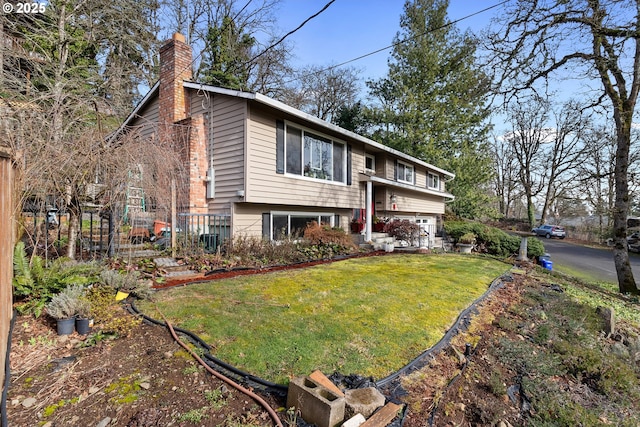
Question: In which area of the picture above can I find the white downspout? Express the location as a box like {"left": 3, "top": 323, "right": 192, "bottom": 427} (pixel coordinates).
{"left": 365, "top": 180, "right": 372, "bottom": 242}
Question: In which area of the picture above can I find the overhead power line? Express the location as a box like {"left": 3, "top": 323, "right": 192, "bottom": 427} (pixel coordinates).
{"left": 249, "top": 0, "right": 336, "bottom": 64}
{"left": 280, "top": 0, "right": 510, "bottom": 85}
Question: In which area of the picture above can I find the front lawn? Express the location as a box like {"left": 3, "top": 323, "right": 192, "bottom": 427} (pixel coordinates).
{"left": 140, "top": 254, "right": 509, "bottom": 384}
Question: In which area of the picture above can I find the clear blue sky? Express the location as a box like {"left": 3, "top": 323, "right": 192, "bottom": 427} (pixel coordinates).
{"left": 274, "top": 1, "right": 503, "bottom": 81}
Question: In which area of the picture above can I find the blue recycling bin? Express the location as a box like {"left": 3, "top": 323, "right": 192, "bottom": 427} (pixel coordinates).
{"left": 541, "top": 259, "right": 553, "bottom": 270}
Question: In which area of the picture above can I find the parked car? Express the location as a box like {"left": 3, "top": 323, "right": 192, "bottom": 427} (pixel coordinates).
{"left": 532, "top": 224, "right": 566, "bottom": 239}
{"left": 627, "top": 231, "right": 640, "bottom": 252}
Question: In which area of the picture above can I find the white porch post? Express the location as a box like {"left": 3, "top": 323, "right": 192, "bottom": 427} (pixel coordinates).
{"left": 365, "top": 180, "right": 372, "bottom": 242}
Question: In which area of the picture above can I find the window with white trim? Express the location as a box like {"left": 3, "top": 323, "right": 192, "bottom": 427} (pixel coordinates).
{"left": 397, "top": 161, "right": 414, "bottom": 184}
{"left": 271, "top": 212, "right": 334, "bottom": 240}
{"left": 428, "top": 173, "right": 440, "bottom": 190}
{"left": 365, "top": 153, "right": 375, "bottom": 172}
{"left": 284, "top": 125, "right": 346, "bottom": 183}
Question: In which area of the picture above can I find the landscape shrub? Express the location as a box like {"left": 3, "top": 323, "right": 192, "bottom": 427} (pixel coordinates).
{"left": 211, "top": 224, "right": 357, "bottom": 269}
{"left": 221, "top": 235, "right": 306, "bottom": 267}
{"left": 444, "top": 220, "right": 544, "bottom": 258}
{"left": 302, "top": 221, "right": 356, "bottom": 258}
{"left": 385, "top": 219, "right": 420, "bottom": 242}
{"left": 12, "top": 241, "right": 102, "bottom": 317}
{"left": 45, "top": 284, "right": 87, "bottom": 319}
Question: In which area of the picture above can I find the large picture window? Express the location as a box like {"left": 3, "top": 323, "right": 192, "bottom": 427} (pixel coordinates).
{"left": 271, "top": 212, "right": 334, "bottom": 240}
{"left": 284, "top": 125, "right": 346, "bottom": 183}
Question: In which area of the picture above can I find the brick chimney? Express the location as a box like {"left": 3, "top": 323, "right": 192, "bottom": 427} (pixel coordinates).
{"left": 159, "top": 33, "right": 192, "bottom": 126}
{"left": 158, "top": 34, "right": 208, "bottom": 214}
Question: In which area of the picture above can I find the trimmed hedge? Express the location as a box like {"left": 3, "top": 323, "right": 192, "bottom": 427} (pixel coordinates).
{"left": 445, "top": 220, "right": 545, "bottom": 258}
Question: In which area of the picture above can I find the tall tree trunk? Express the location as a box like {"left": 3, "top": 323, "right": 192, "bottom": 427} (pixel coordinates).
{"left": 66, "top": 195, "right": 81, "bottom": 259}
{"left": 525, "top": 188, "right": 536, "bottom": 227}
{"left": 612, "top": 111, "right": 638, "bottom": 294}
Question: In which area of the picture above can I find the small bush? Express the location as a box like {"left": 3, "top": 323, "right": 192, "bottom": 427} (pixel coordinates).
{"left": 302, "top": 222, "right": 356, "bottom": 259}
{"left": 385, "top": 219, "right": 420, "bottom": 243}
{"left": 45, "top": 284, "right": 87, "bottom": 319}
{"left": 86, "top": 286, "right": 142, "bottom": 336}
{"left": 303, "top": 221, "right": 353, "bottom": 247}
{"left": 13, "top": 241, "right": 102, "bottom": 317}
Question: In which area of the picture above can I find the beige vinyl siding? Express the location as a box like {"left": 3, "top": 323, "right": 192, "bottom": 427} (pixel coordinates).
{"left": 130, "top": 96, "right": 160, "bottom": 141}
{"left": 384, "top": 156, "right": 396, "bottom": 181}
{"left": 377, "top": 187, "right": 445, "bottom": 214}
{"left": 415, "top": 167, "right": 426, "bottom": 189}
{"left": 245, "top": 106, "right": 366, "bottom": 209}
{"left": 233, "top": 203, "right": 352, "bottom": 238}
{"left": 191, "top": 92, "right": 246, "bottom": 214}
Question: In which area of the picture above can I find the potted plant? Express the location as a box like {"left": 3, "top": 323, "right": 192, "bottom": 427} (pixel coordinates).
{"left": 46, "top": 284, "right": 85, "bottom": 335}
{"left": 457, "top": 232, "right": 476, "bottom": 254}
{"left": 373, "top": 216, "right": 386, "bottom": 232}
{"left": 350, "top": 219, "right": 364, "bottom": 233}
{"left": 74, "top": 296, "right": 92, "bottom": 335}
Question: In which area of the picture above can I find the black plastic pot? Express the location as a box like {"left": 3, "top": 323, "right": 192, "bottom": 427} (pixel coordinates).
{"left": 56, "top": 318, "right": 75, "bottom": 335}
{"left": 75, "top": 317, "right": 91, "bottom": 335}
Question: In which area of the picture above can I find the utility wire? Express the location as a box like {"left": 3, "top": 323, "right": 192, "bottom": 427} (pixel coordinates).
{"left": 280, "top": 0, "right": 510, "bottom": 85}
{"left": 170, "top": 0, "right": 336, "bottom": 89}
{"left": 157, "top": 0, "right": 507, "bottom": 94}
{"left": 248, "top": 0, "right": 336, "bottom": 64}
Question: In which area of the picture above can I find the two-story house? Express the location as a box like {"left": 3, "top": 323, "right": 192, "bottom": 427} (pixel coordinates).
{"left": 112, "top": 33, "right": 454, "bottom": 243}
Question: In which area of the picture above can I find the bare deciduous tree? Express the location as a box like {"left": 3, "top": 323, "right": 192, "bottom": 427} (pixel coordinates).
{"left": 281, "top": 64, "right": 362, "bottom": 122}
{"left": 579, "top": 125, "right": 617, "bottom": 240}
{"left": 538, "top": 100, "right": 588, "bottom": 225}
{"left": 1, "top": 0, "right": 173, "bottom": 259}
{"left": 490, "top": 132, "right": 522, "bottom": 218}
{"left": 486, "top": 0, "right": 640, "bottom": 293}
{"left": 504, "top": 96, "right": 550, "bottom": 227}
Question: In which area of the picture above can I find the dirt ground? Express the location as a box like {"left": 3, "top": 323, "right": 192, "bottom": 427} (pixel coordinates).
{"left": 6, "top": 261, "right": 639, "bottom": 426}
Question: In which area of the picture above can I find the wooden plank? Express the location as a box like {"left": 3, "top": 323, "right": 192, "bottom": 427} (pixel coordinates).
{"left": 308, "top": 370, "right": 344, "bottom": 397}
{"left": 360, "top": 402, "right": 403, "bottom": 427}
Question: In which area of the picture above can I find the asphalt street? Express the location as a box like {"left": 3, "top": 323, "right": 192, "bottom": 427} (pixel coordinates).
{"left": 532, "top": 237, "right": 640, "bottom": 283}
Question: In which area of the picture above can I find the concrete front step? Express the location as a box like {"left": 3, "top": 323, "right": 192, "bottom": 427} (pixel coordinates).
{"left": 154, "top": 257, "right": 199, "bottom": 277}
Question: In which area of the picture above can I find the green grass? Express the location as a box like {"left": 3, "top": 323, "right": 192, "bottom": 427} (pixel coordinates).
{"left": 487, "top": 271, "right": 640, "bottom": 426}
{"left": 142, "top": 254, "right": 508, "bottom": 384}
{"left": 535, "top": 267, "right": 640, "bottom": 325}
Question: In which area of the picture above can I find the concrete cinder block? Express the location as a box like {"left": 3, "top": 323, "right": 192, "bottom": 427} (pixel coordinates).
{"left": 344, "top": 387, "right": 385, "bottom": 418}
{"left": 287, "top": 376, "right": 346, "bottom": 427}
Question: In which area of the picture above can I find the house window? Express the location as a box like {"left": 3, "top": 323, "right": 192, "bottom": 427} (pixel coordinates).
{"left": 428, "top": 173, "right": 440, "bottom": 190}
{"left": 285, "top": 124, "right": 346, "bottom": 183}
{"left": 365, "top": 154, "right": 375, "bottom": 172}
{"left": 397, "top": 161, "right": 414, "bottom": 184}
{"left": 271, "top": 212, "right": 334, "bottom": 240}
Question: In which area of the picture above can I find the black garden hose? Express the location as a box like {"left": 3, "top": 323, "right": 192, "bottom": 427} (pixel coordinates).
{"left": 127, "top": 300, "right": 288, "bottom": 396}
{"left": 155, "top": 306, "right": 284, "bottom": 427}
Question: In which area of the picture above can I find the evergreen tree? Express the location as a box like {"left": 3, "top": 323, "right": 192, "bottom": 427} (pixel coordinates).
{"left": 199, "top": 16, "right": 255, "bottom": 90}
{"left": 367, "top": 0, "right": 493, "bottom": 218}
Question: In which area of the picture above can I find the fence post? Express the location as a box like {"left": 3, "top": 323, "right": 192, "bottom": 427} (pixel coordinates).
{"left": 171, "top": 179, "right": 177, "bottom": 258}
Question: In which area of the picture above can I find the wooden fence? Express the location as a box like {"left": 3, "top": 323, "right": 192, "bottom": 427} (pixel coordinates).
{"left": 0, "top": 147, "right": 16, "bottom": 416}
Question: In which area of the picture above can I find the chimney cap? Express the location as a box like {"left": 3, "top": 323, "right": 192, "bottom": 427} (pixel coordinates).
{"left": 172, "top": 33, "right": 186, "bottom": 43}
